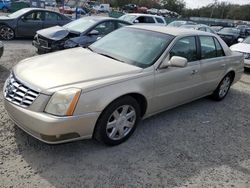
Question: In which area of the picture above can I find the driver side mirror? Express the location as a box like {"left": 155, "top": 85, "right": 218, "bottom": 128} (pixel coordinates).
{"left": 88, "top": 30, "right": 99, "bottom": 36}
{"left": 238, "top": 38, "right": 244, "bottom": 43}
{"left": 133, "top": 19, "right": 139, "bottom": 24}
{"left": 160, "top": 56, "right": 187, "bottom": 69}
{"left": 21, "top": 16, "right": 26, "bottom": 21}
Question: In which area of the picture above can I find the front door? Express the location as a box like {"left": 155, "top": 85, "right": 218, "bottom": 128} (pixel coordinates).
{"left": 152, "top": 36, "right": 205, "bottom": 112}
{"left": 17, "top": 11, "right": 44, "bottom": 37}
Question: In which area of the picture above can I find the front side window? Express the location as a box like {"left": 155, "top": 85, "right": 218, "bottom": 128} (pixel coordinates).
{"left": 93, "top": 21, "right": 116, "bottom": 35}
{"left": 24, "top": 11, "right": 43, "bottom": 21}
{"left": 170, "top": 36, "right": 198, "bottom": 62}
{"left": 200, "top": 36, "right": 217, "bottom": 59}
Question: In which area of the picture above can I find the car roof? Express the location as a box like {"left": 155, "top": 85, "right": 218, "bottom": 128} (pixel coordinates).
{"left": 20, "top": 7, "right": 62, "bottom": 14}
{"left": 128, "top": 25, "right": 215, "bottom": 36}
{"left": 78, "top": 16, "right": 126, "bottom": 22}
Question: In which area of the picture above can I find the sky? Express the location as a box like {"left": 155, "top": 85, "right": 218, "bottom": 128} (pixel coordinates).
{"left": 185, "top": 0, "right": 250, "bottom": 8}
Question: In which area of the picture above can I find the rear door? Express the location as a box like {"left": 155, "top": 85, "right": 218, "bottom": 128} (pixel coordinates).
{"left": 17, "top": 10, "right": 44, "bottom": 37}
{"left": 199, "top": 36, "right": 228, "bottom": 92}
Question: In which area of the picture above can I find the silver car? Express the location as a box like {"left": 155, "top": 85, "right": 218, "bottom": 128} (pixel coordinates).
{"left": 3, "top": 25, "right": 244, "bottom": 145}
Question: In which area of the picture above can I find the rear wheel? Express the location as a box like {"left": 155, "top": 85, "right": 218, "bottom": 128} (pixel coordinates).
{"left": 0, "top": 25, "right": 15, "bottom": 40}
{"left": 94, "top": 96, "right": 141, "bottom": 146}
{"left": 211, "top": 73, "right": 233, "bottom": 101}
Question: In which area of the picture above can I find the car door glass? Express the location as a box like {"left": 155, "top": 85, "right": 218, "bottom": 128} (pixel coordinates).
{"left": 137, "top": 16, "right": 155, "bottom": 23}
{"left": 93, "top": 21, "right": 116, "bottom": 35}
{"left": 199, "top": 27, "right": 206, "bottom": 31}
{"left": 214, "top": 38, "right": 225, "bottom": 57}
{"left": 155, "top": 17, "right": 164, "bottom": 24}
{"left": 200, "top": 36, "right": 217, "bottom": 59}
{"left": 24, "top": 11, "right": 43, "bottom": 21}
{"left": 117, "top": 22, "right": 130, "bottom": 28}
{"left": 170, "top": 36, "right": 198, "bottom": 62}
{"left": 45, "top": 12, "right": 58, "bottom": 21}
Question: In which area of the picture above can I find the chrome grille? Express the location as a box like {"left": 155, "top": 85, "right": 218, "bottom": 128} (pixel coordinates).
{"left": 4, "top": 74, "right": 39, "bottom": 108}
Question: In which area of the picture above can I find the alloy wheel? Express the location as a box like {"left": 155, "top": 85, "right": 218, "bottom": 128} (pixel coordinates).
{"left": 0, "top": 26, "right": 14, "bottom": 40}
{"left": 219, "top": 76, "right": 231, "bottom": 98}
{"left": 106, "top": 105, "right": 136, "bottom": 140}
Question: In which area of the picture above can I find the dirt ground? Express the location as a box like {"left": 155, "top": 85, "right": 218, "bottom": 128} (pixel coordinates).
{"left": 0, "top": 40, "right": 249, "bottom": 188}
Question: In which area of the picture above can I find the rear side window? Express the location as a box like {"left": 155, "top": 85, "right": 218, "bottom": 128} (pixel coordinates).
{"left": 155, "top": 17, "right": 164, "bottom": 24}
{"left": 200, "top": 36, "right": 217, "bottom": 59}
{"left": 137, "top": 16, "right": 155, "bottom": 23}
{"left": 45, "top": 12, "right": 59, "bottom": 21}
{"left": 214, "top": 38, "right": 225, "bottom": 57}
{"left": 170, "top": 36, "right": 198, "bottom": 62}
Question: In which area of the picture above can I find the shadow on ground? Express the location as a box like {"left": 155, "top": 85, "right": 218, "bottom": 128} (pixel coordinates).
{"left": 13, "top": 88, "right": 250, "bottom": 187}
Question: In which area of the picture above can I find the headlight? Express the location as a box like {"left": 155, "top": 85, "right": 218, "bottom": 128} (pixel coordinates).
{"left": 243, "top": 53, "right": 250, "bottom": 59}
{"left": 45, "top": 88, "right": 81, "bottom": 116}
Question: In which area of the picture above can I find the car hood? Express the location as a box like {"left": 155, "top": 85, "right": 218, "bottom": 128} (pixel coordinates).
{"left": 13, "top": 48, "right": 142, "bottom": 93}
{"left": 37, "top": 26, "right": 70, "bottom": 41}
{"left": 230, "top": 43, "right": 250, "bottom": 53}
{"left": 0, "top": 15, "right": 14, "bottom": 21}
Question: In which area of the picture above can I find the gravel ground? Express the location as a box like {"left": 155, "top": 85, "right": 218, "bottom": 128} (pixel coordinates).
{"left": 0, "top": 40, "right": 249, "bottom": 188}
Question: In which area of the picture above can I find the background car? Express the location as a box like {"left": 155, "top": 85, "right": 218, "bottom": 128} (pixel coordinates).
{"left": 0, "top": 8, "right": 71, "bottom": 40}
{"left": 210, "top": 26, "right": 223, "bottom": 33}
{"left": 0, "top": 41, "right": 3, "bottom": 58}
{"left": 167, "top": 20, "right": 196, "bottom": 27}
{"left": 119, "top": 13, "right": 166, "bottom": 25}
{"left": 180, "top": 24, "right": 216, "bottom": 34}
{"left": 217, "top": 27, "right": 241, "bottom": 46}
{"left": 230, "top": 36, "right": 250, "bottom": 69}
{"left": 0, "top": 0, "right": 11, "bottom": 12}
{"left": 32, "top": 16, "right": 131, "bottom": 53}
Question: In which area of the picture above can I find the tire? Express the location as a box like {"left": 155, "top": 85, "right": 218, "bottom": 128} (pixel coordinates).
{"left": 0, "top": 25, "right": 15, "bottom": 40}
{"left": 211, "top": 73, "right": 233, "bottom": 101}
{"left": 94, "top": 96, "right": 141, "bottom": 146}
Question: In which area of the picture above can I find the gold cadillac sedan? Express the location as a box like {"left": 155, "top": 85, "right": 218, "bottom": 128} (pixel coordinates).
{"left": 3, "top": 25, "right": 244, "bottom": 145}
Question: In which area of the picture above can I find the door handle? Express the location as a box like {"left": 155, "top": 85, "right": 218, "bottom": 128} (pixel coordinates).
{"left": 221, "top": 63, "right": 226, "bottom": 67}
{"left": 191, "top": 69, "right": 198, "bottom": 75}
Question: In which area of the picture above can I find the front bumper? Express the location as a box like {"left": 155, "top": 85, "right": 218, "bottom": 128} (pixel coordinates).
{"left": 32, "top": 40, "right": 52, "bottom": 53}
{"left": 4, "top": 99, "right": 100, "bottom": 144}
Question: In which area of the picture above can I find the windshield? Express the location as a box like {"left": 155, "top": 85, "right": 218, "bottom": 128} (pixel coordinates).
{"left": 8, "top": 8, "right": 30, "bottom": 18}
{"left": 63, "top": 17, "right": 97, "bottom": 33}
{"left": 219, "top": 28, "right": 240, "bottom": 34}
{"left": 90, "top": 27, "right": 174, "bottom": 68}
{"left": 243, "top": 36, "right": 250, "bottom": 44}
{"left": 168, "top": 21, "right": 186, "bottom": 27}
{"left": 119, "top": 15, "right": 137, "bottom": 23}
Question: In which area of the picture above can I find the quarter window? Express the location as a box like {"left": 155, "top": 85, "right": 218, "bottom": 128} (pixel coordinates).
{"left": 214, "top": 38, "right": 225, "bottom": 57}
{"left": 170, "top": 36, "right": 198, "bottom": 62}
{"left": 200, "top": 36, "right": 217, "bottom": 59}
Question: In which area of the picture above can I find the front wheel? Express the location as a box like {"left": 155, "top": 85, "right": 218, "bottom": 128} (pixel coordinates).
{"left": 0, "top": 25, "right": 15, "bottom": 40}
{"left": 211, "top": 74, "right": 233, "bottom": 101}
{"left": 94, "top": 96, "right": 141, "bottom": 146}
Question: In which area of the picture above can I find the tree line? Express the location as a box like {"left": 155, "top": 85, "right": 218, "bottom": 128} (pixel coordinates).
{"left": 100, "top": 0, "right": 250, "bottom": 21}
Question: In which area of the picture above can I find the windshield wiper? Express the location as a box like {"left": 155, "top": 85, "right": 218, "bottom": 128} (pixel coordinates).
{"left": 98, "top": 53, "right": 124, "bottom": 63}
